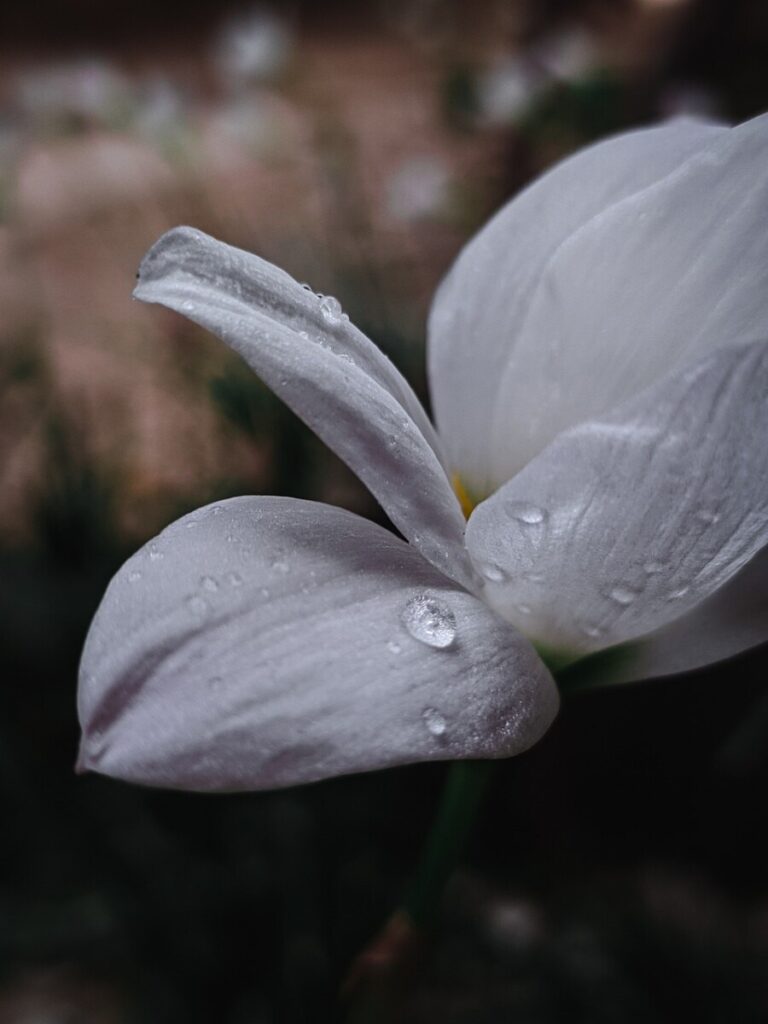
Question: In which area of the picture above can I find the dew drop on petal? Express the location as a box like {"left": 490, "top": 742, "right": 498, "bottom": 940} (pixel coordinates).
{"left": 128, "top": 570, "right": 142, "bottom": 583}
{"left": 272, "top": 559, "right": 290, "bottom": 574}
{"left": 210, "top": 505, "right": 224, "bottom": 516}
{"left": 227, "top": 572, "right": 243, "bottom": 587}
{"left": 609, "top": 584, "right": 639, "bottom": 606}
{"left": 515, "top": 602, "right": 532, "bottom": 615}
{"left": 387, "top": 640, "right": 402, "bottom": 654}
{"left": 668, "top": 585, "right": 690, "bottom": 600}
{"left": 201, "top": 575, "right": 219, "bottom": 592}
{"left": 319, "top": 295, "right": 343, "bottom": 326}
{"left": 402, "top": 594, "right": 456, "bottom": 649}
{"left": 695, "top": 509, "right": 720, "bottom": 525}
{"left": 579, "top": 621, "right": 603, "bottom": 639}
{"left": 186, "top": 595, "right": 208, "bottom": 619}
{"left": 148, "top": 543, "right": 163, "bottom": 562}
{"left": 644, "top": 560, "right": 667, "bottom": 575}
{"left": 422, "top": 707, "right": 447, "bottom": 736}
{"left": 480, "top": 562, "right": 506, "bottom": 583}
{"left": 506, "top": 501, "right": 547, "bottom": 525}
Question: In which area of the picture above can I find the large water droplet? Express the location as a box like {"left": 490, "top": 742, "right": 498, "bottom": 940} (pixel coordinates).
{"left": 506, "top": 501, "right": 547, "bottom": 525}
{"left": 387, "top": 640, "right": 402, "bottom": 654}
{"left": 319, "top": 295, "right": 343, "bottom": 326}
{"left": 402, "top": 594, "right": 456, "bottom": 649}
{"left": 422, "top": 707, "right": 447, "bottom": 736}
{"left": 609, "top": 584, "right": 639, "bottom": 606}
{"left": 148, "top": 543, "right": 163, "bottom": 562}
{"left": 201, "top": 575, "right": 219, "bottom": 592}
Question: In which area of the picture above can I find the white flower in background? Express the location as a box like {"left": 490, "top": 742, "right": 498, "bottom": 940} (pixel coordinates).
{"left": 78, "top": 114, "right": 768, "bottom": 792}
{"left": 476, "top": 56, "right": 544, "bottom": 127}
{"left": 13, "top": 59, "right": 133, "bottom": 132}
{"left": 214, "top": 6, "right": 292, "bottom": 88}
{"left": 385, "top": 156, "right": 452, "bottom": 223}
{"left": 535, "top": 27, "right": 597, "bottom": 82}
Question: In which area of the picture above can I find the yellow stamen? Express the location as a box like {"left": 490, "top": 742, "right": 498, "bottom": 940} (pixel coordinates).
{"left": 451, "top": 473, "right": 476, "bottom": 519}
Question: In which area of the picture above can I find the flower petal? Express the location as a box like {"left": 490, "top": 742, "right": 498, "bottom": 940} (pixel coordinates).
{"left": 78, "top": 497, "right": 558, "bottom": 791}
{"left": 428, "top": 117, "right": 726, "bottom": 495}
{"left": 595, "top": 546, "right": 768, "bottom": 685}
{"left": 487, "top": 112, "right": 768, "bottom": 485}
{"left": 464, "top": 339, "right": 768, "bottom": 662}
{"left": 134, "top": 227, "right": 474, "bottom": 590}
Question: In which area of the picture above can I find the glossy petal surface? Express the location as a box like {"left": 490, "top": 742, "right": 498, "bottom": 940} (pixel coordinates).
{"left": 429, "top": 117, "right": 726, "bottom": 494}
{"left": 135, "top": 228, "right": 474, "bottom": 589}
{"left": 78, "top": 497, "right": 558, "bottom": 791}
{"left": 465, "top": 340, "right": 768, "bottom": 659}
{"left": 487, "top": 113, "right": 768, "bottom": 484}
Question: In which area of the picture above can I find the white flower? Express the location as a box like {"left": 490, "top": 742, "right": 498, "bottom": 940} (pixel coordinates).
{"left": 78, "top": 114, "right": 768, "bottom": 792}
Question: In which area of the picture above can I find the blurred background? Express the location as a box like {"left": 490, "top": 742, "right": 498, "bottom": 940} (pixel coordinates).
{"left": 1, "top": 0, "right": 768, "bottom": 1020}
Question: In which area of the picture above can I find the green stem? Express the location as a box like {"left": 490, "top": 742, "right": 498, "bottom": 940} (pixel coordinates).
{"left": 404, "top": 759, "right": 496, "bottom": 928}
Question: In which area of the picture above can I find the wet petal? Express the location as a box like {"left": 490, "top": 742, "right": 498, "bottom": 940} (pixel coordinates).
{"left": 78, "top": 497, "right": 558, "bottom": 791}
{"left": 465, "top": 340, "right": 768, "bottom": 661}
{"left": 135, "top": 227, "right": 474, "bottom": 590}
{"left": 428, "top": 117, "right": 726, "bottom": 495}
{"left": 487, "top": 112, "right": 768, "bottom": 485}
{"left": 598, "top": 546, "right": 768, "bottom": 685}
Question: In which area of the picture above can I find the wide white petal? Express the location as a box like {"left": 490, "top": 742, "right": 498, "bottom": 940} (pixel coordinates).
{"left": 465, "top": 340, "right": 768, "bottom": 661}
{"left": 135, "top": 227, "right": 474, "bottom": 590}
{"left": 590, "top": 546, "right": 768, "bottom": 686}
{"left": 78, "top": 497, "right": 558, "bottom": 791}
{"left": 428, "top": 117, "right": 726, "bottom": 496}
{"left": 488, "top": 112, "right": 768, "bottom": 485}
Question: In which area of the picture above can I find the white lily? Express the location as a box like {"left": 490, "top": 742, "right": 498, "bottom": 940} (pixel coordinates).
{"left": 78, "top": 114, "right": 768, "bottom": 792}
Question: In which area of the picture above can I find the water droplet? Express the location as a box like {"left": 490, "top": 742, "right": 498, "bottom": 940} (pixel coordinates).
{"left": 644, "top": 561, "right": 666, "bottom": 575}
{"left": 185, "top": 519, "right": 199, "bottom": 530}
{"left": 182, "top": 300, "right": 195, "bottom": 312}
{"left": 480, "top": 562, "right": 505, "bottom": 583}
{"left": 200, "top": 575, "right": 219, "bottom": 592}
{"left": 319, "top": 295, "right": 343, "bottom": 326}
{"left": 148, "top": 543, "right": 163, "bottom": 561}
{"left": 695, "top": 509, "right": 720, "bottom": 525}
{"left": 227, "top": 572, "right": 243, "bottom": 587}
{"left": 298, "top": 330, "right": 310, "bottom": 340}
{"left": 279, "top": 378, "right": 288, "bottom": 387}
{"left": 226, "top": 533, "right": 237, "bottom": 544}
{"left": 609, "top": 584, "right": 639, "bottom": 606}
{"left": 515, "top": 602, "right": 532, "bottom": 615}
{"left": 387, "top": 640, "right": 402, "bottom": 654}
{"left": 186, "top": 595, "right": 208, "bottom": 619}
{"left": 423, "top": 707, "right": 447, "bottom": 737}
{"left": 579, "top": 621, "right": 603, "bottom": 639}
{"left": 402, "top": 594, "right": 456, "bottom": 649}
{"left": 300, "top": 282, "right": 313, "bottom": 292}
{"left": 668, "top": 586, "right": 690, "bottom": 600}
{"left": 128, "top": 570, "right": 142, "bottom": 583}
{"left": 272, "top": 559, "right": 290, "bottom": 574}
{"left": 210, "top": 505, "right": 224, "bottom": 516}
{"left": 506, "top": 501, "right": 547, "bottom": 525}
{"left": 523, "top": 571, "right": 545, "bottom": 584}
